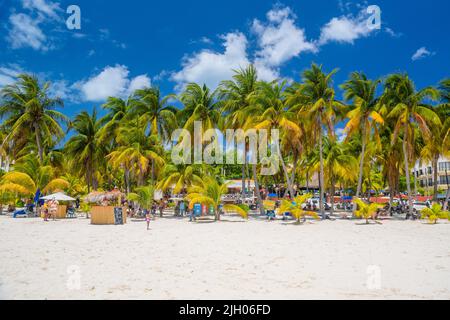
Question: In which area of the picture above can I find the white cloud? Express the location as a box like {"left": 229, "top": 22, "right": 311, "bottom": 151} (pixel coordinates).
{"left": 7, "top": 13, "right": 48, "bottom": 51}
{"left": 252, "top": 7, "right": 316, "bottom": 81}
{"left": 171, "top": 32, "right": 250, "bottom": 90}
{"left": 22, "top": 0, "right": 62, "bottom": 20}
{"left": 172, "top": 6, "right": 319, "bottom": 88}
{"left": 171, "top": 5, "right": 382, "bottom": 89}
{"left": 127, "top": 75, "right": 151, "bottom": 95}
{"left": 6, "top": 0, "right": 62, "bottom": 51}
{"left": 48, "top": 80, "right": 71, "bottom": 99}
{"left": 76, "top": 65, "right": 151, "bottom": 101}
{"left": 385, "top": 27, "right": 402, "bottom": 38}
{"left": 318, "top": 9, "right": 376, "bottom": 45}
{"left": 412, "top": 47, "right": 435, "bottom": 61}
{"left": 0, "top": 65, "right": 24, "bottom": 87}
{"left": 199, "top": 37, "right": 213, "bottom": 45}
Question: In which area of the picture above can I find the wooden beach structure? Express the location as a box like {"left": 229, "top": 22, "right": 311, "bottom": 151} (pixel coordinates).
{"left": 90, "top": 206, "right": 127, "bottom": 225}
{"left": 84, "top": 188, "right": 127, "bottom": 225}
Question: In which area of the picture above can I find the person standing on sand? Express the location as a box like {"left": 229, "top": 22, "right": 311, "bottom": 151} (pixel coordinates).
{"left": 145, "top": 212, "right": 151, "bottom": 230}
{"left": 48, "top": 197, "right": 59, "bottom": 221}
{"left": 42, "top": 201, "right": 49, "bottom": 221}
{"left": 159, "top": 201, "right": 164, "bottom": 218}
{"left": 179, "top": 200, "right": 185, "bottom": 217}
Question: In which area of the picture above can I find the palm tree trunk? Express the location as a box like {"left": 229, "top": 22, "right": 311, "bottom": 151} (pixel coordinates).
{"left": 86, "top": 160, "right": 91, "bottom": 193}
{"left": 356, "top": 123, "right": 367, "bottom": 200}
{"left": 125, "top": 168, "right": 131, "bottom": 194}
{"left": 367, "top": 171, "right": 372, "bottom": 202}
{"left": 444, "top": 188, "right": 450, "bottom": 211}
{"left": 403, "top": 123, "right": 413, "bottom": 217}
{"left": 215, "top": 207, "right": 220, "bottom": 221}
{"left": 330, "top": 176, "right": 335, "bottom": 216}
{"left": 241, "top": 164, "right": 246, "bottom": 201}
{"left": 278, "top": 148, "right": 295, "bottom": 199}
{"left": 284, "top": 154, "right": 299, "bottom": 198}
{"left": 414, "top": 168, "right": 418, "bottom": 198}
{"left": 318, "top": 126, "right": 325, "bottom": 219}
{"left": 353, "top": 122, "right": 366, "bottom": 216}
{"left": 34, "top": 124, "right": 44, "bottom": 163}
{"left": 151, "top": 159, "right": 155, "bottom": 183}
{"left": 433, "top": 154, "right": 439, "bottom": 202}
{"left": 252, "top": 164, "right": 265, "bottom": 215}
{"left": 306, "top": 171, "right": 309, "bottom": 193}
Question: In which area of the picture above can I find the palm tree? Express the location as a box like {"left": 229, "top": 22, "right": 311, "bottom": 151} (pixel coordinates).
{"left": 0, "top": 169, "right": 69, "bottom": 196}
{"left": 157, "top": 164, "right": 203, "bottom": 194}
{"left": 278, "top": 193, "right": 318, "bottom": 223}
{"left": 310, "top": 137, "right": 358, "bottom": 215}
{"left": 65, "top": 109, "right": 106, "bottom": 193}
{"left": 382, "top": 74, "right": 440, "bottom": 217}
{"left": 420, "top": 104, "right": 450, "bottom": 201}
{"left": 287, "top": 64, "right": 343, "bottom": 218}
{"left": 100, "top": 96, "right": 134, "bottom": 144}
{"left": 220, "top": 65, "right": 258, "bottom": 203}
{"left": 180, "top": 83, "right": 222, "bottom": 133}
{"left": 341, "top": 72, "right": 383, "bottom": 203}
{"left": 353, "top": 199, "right": 382, "bottom": 224}
{"left": 249, "top": 80, "right": 302, "bottom": 200}
{"left": 0, "top": 74, "right": 68, "bottom": 163}
{"left": 438, "top": 79, "right": 450, "bottom": 209}
{"left": 185, "top": 177, "right": 248, "bottom": 221}
{"left": 132, "top": 87, "right": 178, "bottom": 142}
{"left": 127, "top": 185, "right": 155, "bottom": 211}
{"left": 108, "top": 118, "right": 165, "bottom": 189}
{"left": 421, "top": 203, "right": 450, "bottom": 224}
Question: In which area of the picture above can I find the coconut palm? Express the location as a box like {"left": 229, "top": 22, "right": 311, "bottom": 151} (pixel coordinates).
{"left": 132, "top": 87, "right": 178, "bottom": 142}
{"left": 65, "top": 109, "right": 106, "bottom": 193}
{"left": 382, "top": 74, "right": 441, "bottom": 217}
{"left": 127, "top": 185, "right": 155, "bottom": 210}
{"left": 100, "top": 96, "right": 134, "bottom": 144}
{"left": 278, "top": 193, "right": 319, "bottom": 223}
{"left": 12, "top": 153, "right": 71, "bottom": 194}
{"left": 287, "top": 64, "right": 343, "bottom": 218}
{"left": 421, "top": 105, "right": 450, "bottom": 201}
{"left": 0, "top": 74, "right": 68, "bottom": 163}
{"left": 220, "top": 65, "right": 259, "bottom": 203}
{"left": 157, "top": 164, "right": 203, "bottom": 194}
{"left": 341, "top": 72, "right": 383, "bottom": 204}
{"left": 353, "top": 199, "right": 382, "bottom": 224}
{"left": 310, "top": 137, "right": 358, "bottom": 214}
{"left": 0, "top": 169, "right": 69, "bottom": 196}
{"left": 180, "top": 83, "right": 222, "bottom": 133}
{"left": 107, "top": 118, "right": 165, "bottom": 188}
{"left": 437, "top": 79, "right": 450, "bottom": 209}
{"left": 249, "top": 80, "right": 302, "bottom": 200}
{"left": 185, "top": 177, "right": 248, "bottom": 221}
{"left": 421, "top": 203, "right": 450, "bottom": 224}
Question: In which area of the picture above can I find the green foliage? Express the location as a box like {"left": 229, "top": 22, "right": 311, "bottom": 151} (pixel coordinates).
{"left": 353, "top": 199, "right": 383, "bottom": 224}
{"left": 421, "top": 203, "right": 450, "bottom": 224}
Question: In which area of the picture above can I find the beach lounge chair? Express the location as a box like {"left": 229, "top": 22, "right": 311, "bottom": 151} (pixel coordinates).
{"left": 266, "top": 210, "right": 276, "bottom": 221}
{"left": 13, "top": 209, "right": 28, "bottom": 218}
{"left": 67, "top": 207, "right": 76, "bottom": 218}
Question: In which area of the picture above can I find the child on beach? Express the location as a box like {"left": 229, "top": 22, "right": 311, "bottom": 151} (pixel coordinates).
{"left": 42, "top": 201, "right": 49, "bottom": 221}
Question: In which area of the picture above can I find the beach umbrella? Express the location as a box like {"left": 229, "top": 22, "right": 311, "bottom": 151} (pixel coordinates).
{"left": 34, "top": 189, "right": 41, "bottom": 203}
{"left": 41, "top": 192, "right": 76, "bottom": 201}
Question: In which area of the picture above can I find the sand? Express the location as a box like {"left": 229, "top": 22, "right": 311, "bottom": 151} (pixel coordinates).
{"left": 0, "top": 214, "right": 449, "bottom": 300}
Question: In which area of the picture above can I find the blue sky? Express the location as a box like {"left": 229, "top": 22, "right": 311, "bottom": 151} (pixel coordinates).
{"left": 1, "top": 0, "right": 449, "bottom": 121}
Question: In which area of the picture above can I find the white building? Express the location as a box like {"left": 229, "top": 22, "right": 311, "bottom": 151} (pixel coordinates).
{"left": 413, "top": 156, "right": 450, "bottom": 191}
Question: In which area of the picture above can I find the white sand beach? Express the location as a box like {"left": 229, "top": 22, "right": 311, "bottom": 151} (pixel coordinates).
{"left": 0, "top": 215, "right": 449, "bottom": 300}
